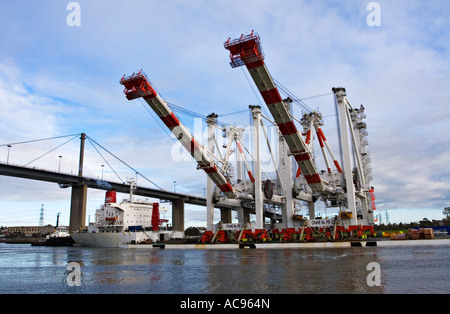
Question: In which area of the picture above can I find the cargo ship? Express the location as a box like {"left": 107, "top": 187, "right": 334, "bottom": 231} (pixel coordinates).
{"left": 71, "top": 180, "right": 170, "bottom": 247}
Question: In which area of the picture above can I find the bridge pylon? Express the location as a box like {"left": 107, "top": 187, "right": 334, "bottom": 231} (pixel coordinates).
{"left": 69, "top": 133, "right": 87, "bottom": 232}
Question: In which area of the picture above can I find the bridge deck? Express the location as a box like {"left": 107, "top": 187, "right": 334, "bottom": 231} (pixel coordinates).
{"left": 0, "top": 162, "right": 206, "bottom": 206}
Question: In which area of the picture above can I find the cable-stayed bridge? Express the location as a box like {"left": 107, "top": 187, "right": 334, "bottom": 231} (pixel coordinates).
{"left": 0, "top": 133, "right": 206, "bottom": 232}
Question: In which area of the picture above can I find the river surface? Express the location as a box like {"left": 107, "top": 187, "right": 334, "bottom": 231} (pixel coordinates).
{"left": 1, "top": 242, "right": 449, "bottom": 294}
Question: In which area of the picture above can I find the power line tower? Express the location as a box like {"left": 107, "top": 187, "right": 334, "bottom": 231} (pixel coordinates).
{"left": 39, "top": 204, "right": 44, "bottom": 226}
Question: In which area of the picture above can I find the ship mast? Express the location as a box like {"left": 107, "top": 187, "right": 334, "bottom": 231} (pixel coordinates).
{"left": 128, "top": 179, "right": 136, "bottom": 203}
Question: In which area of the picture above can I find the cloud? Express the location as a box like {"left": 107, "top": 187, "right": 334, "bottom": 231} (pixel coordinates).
{"left": 0, "top": 63, "right": 64, "bottom": 141}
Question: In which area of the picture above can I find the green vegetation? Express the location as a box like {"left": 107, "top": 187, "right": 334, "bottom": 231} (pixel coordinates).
{"left": 374, "top": 217, "right": 447, "bottom": 232}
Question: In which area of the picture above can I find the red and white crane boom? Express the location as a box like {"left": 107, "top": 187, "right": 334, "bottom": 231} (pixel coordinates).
{"left": 224, "top": 32, "right": 330, "bottom": 194}
{"left": 120, "top": 71, "right": 238, "bottom": 199}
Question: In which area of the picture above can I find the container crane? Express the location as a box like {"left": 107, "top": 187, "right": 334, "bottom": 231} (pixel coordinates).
{"left": 224, "top": 31, "right": 375, "bottom": 236}
{"left": 224, "top": 31, "right": 334, "bottom": 195}
{"left": 119, "top": 71, "right": 281, "bottom": 239}
{"left": 119, "top": 31, "right": 376, "bottom": 242}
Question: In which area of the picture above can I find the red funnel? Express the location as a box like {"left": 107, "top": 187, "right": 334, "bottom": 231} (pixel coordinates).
{"left": 105, "top": 191, "right": 116, "bottom": 204}
{"left": 152, "top": 203, "right": 160, "bottom": 231}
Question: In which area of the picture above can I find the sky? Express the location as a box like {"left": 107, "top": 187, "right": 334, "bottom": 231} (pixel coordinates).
{"left": 0, "top": 0, "right": 449, "bottom": 227}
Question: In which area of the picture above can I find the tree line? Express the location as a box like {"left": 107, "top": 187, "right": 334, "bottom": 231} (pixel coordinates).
{"left": 374, "top": 207, "right": 450, "bottom": 231}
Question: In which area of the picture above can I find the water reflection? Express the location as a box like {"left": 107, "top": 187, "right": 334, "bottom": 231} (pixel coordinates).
{"left": 201, "top": 248, "right": 383, "bottom": 293}
{"left": 2, "top": 243, "right": 449, "bottom": 293}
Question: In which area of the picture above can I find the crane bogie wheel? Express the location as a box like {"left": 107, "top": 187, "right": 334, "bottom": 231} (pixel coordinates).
{"left": 263, "top": 180, "right": 273, "bottom": 200}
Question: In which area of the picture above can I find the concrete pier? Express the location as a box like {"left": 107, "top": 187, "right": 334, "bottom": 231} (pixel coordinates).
{"left": 172, "top": 199, "right": 185, "bottom": 237}
{"left": 69, "top": 184, "right": 87, "bottom": 232}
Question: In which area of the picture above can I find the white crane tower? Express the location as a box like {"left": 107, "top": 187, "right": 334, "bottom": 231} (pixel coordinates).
{"left": 120, "top": 31, "right": 376, "bottom": 243}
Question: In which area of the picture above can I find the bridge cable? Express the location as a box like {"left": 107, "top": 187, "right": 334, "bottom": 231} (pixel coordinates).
{"left": 0, "top": 133, "right": 81, "bottom": 147}
{"left": 85, "top": 137, "right": 124, "bottom": 184}
{"left": 24, "top": 134, "right": 79, "bottom": 167}
{"left": 85, "top": 135, "right": 164, "bottom": 191}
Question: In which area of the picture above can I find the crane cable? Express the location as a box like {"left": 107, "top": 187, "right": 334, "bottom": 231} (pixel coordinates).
{"left": 273, "top": 78, "right": 314, "bottom": 113}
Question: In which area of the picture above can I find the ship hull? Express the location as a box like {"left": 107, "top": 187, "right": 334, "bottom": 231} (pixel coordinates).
{"left": 71, "top": 231, "right": 155, "bottom": 248}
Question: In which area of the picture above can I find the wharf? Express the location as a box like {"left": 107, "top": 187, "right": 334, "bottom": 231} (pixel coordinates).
{"left": 0, "top": 238, "right": 43, "bottom": 244}
{"left": 121, "top": 238, "right": 450, "bottom": 250}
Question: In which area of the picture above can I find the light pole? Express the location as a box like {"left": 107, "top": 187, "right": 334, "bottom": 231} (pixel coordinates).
{"left": 58, "top": 156, "right": 62, "bottom": 172}
{"left": 6, "top": 145, "right": 11, "bottom": 164}
{"left": 101, "top": 164, "right": 104, "bottom": 180}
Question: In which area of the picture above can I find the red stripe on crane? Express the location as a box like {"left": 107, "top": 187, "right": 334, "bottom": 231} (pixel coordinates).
{"left": 218, "top": 182, "right": 234, "bottom": 193}
{"left": 245, "top": 60, "right": 265, "bottom": 69}
{"left": 236, "top": 142, "right": 245, "bottom": 154}
{"left": 200, "top": 164, "right": 218, "bottom": 174}
{"left": 317, "top": 128, "right": 327, "bottom": 141}
{"left": 317, "top": 130, "right": 325, "bottom": 147}
{"left": 160, "top": 112, "right": 181, "bottom": 129}
{"left": 334, "top": 160, "right": 343, "bottom": 173}
{"left": 247, "top": 171, "right": 255, "bottom": 183}
{"left": 260, "top": 88, "right": 282, "bottom": 105}
{"left": 191, "top": 139, "right": 201, "bottom": 154}
{"left": 294, "top": 152, "right": 311, "bottom": 162}
{"left": 181, "top": 138, "right": 201, "bottom": 156}
{"left": 305, "top": 130, "right": 311, "bottom": 144}
{"left": 304, "top": 174, "right": 322, "bottom": 184}
{"left": 142, "top": 92, "right": 157, "bottom": 100}
{"left": 277, "top": 121, "right": 297, "bottom": 135}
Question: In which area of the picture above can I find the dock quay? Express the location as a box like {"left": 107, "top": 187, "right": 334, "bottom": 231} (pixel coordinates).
{"left": 120, "top": 238, "right": 450, "bottom": 250}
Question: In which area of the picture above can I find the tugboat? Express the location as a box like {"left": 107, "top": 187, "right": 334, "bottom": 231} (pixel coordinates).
{"left": 32, "top": 213, "right": 75, "bottom": 246}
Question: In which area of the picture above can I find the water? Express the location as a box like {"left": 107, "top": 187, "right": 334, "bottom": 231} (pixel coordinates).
{"left": 1, "top": 242, "right": 449, "bottom": 294}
